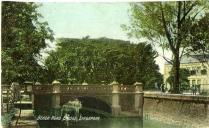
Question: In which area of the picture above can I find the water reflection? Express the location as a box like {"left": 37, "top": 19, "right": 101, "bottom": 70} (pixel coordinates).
{"left": 38, "top": 117, "right": 183, "bottom": 128}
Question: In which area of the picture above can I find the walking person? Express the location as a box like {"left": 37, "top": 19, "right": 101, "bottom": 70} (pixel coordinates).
{"left": 192, "top": 85, "right": 196, "bottom": 95}
{"left": 161, "top": 83, "right": 165, "bottom": 93}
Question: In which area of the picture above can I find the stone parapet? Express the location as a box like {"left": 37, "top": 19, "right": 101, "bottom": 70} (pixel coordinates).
{"left": 144, "top": 92, "right": 209, "bottom": 103}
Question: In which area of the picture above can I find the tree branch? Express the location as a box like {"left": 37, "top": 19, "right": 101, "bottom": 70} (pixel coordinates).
{"left": 162, "top": 48, "right": 173, "bottom": 65}
{"left": 180, "top": 2, "right": 197, "bottom": 24}
{"left": 176, "top": 1, "right": 182, "bottom": 50}
{"left": 191, "top": 6, "right": 206, "bottom": 20}
{"left": 163, "top": 56, "right": 173, "bottom": 65}
{"left": 160, "top": 3, "right": 176, "bottom": 53}
{"left": 179, "top": 47, "right": 185, "bottom": 60}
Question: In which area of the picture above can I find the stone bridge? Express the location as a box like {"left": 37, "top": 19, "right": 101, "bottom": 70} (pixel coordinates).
{"left": 31, "top": 81, "right": 144, "bottom": 117}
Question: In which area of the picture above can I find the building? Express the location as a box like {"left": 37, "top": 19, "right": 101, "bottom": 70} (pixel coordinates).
{"left": 164, "top": 54, "right": 209, "bottom": 91}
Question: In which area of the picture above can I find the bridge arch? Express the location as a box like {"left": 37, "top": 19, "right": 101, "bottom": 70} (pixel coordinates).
{"left": 78, "top": 96, "right": 112, "bottom": 114}
{"left": 61, "top": 96, "right": 112, "bottom": 117}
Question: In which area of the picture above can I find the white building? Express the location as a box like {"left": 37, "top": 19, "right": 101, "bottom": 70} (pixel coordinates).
{"left": 164, "top": 54, "right": 209, "bottom": 91}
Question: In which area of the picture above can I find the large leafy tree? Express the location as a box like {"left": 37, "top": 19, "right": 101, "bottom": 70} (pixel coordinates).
{"left": 123, "top": 1, "right": 209, "bottom": 93}
{"left": 44, "top": 37, "right": 162, "bottom": 86}
{"left": 2, "top": 2, "right": 54, "bottom": 84}
{"left": 166, "top": 68, "right": 190, "bottom": 92}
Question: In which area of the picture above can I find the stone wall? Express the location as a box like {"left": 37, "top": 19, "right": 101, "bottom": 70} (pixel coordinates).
{"left": 143, "top": 92, "right": 209, "bottom": 126}
{"left": 119, "top": 94, "right": 135, "bottom": 111}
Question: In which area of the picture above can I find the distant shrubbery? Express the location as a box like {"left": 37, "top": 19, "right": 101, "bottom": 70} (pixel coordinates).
{"left": 44, "top": 37, "right": 163, "bottom": 86}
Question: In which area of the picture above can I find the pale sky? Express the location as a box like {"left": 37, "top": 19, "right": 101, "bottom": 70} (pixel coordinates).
{"left": 38, "top": 2, "right": 169, "bottom": 74}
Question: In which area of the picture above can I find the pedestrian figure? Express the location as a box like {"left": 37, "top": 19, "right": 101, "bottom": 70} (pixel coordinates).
{"left": 194, "top": 85, "right": 197, "bottom": 95}
{"left": 161, "top": 84, "right": 165, "bottom": 93}
{"left": 154, "top": 82, "right": 158, "bottom": 90}
{"left": 192, "top": 85, "right": 196, "bottom": 95}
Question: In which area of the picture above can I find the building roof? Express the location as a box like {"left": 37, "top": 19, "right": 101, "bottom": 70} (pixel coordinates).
{"left": 181, "top": 54, "right": 209, "bottom": 64}
{"left": 165, "top": 54, "right": 209, "bottom": 65}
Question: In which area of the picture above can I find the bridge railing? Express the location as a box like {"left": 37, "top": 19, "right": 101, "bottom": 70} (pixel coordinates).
{"left": 1, "top": 83, "right": 21, "bottom": 113}
{"left": 119, "top": 85, "right": 136, "bottom": 93}
{"left": 60, "top": 84, "right": 112, "bottom": 94}
{"left": 32, "top": 84, "right": 53, "bottom": 94}
{"left": 32, "top": 81, "right": 143, "bottom": 95}
{"left": 32, "top": 84, "right": 139, "bottom": 94}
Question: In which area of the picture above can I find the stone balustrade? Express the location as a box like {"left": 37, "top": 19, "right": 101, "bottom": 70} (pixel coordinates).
{"left": 31, "top": 80, "right": 144, "bottom": 117}
{"left": 32, "top": 85, "right": 53, "bottom": 94}
{"left": 32, "top": 84, "right": 142, "bottom": 94}
{"left": 60, "top": 85, "right": 113, "bottom": 94}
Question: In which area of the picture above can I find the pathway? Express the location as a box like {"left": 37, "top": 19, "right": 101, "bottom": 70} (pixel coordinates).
{"left": 11, "top": 109, "right": 39, "bottom": 128}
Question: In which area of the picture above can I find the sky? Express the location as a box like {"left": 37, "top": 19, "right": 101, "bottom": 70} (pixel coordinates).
{"left": 38, "top": 2, "right": 170, "bottom": 74}
{"left": 38, "top": 3, "right": 130, "bottom": 39}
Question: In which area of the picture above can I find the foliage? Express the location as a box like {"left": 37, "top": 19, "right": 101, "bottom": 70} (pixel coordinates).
{"left": 166, "top": 68, "right": 190, "bottom": 91}
{"left": 123, "top": 1, "right": 209, "bottom": 93}
{"left": 44, "top": 37, "right": 162, "bottom": 86}
{"left": 1, "top": 108, "right": 17, "bottom": 127}
{"left": 1, "top": 1, "right": 54, "bottom": 84}
{"left": 200, "top": 90, "right": 209, "bottom": 96}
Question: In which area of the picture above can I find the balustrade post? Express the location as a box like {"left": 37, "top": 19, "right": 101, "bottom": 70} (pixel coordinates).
{"left": 6, "top": 87, "right": 9, "bottom": 113}
{"left": 111, "top": 81, "right": 121, "bottom": 116}
{"left": 11, "top": 82, "right": 20, "bottom": 102}
{"left": 24, "top": 81, "right": 33, "bottom": 101}
{"left": 52, "top": 80, "right": 61, "bottom": 109}
{"left": 134, "top": 82, "right": 143, "bottom": 118}
{"left": 32, "top": 91, "right": 34, "bottom": 110}
{"left": 82, "top": 81, "right": 88, "bottom": 85}
{"left": 35, "top": 82, "right": 41, "bottom": 85}
{"left": 32, "top": 82, "right": 41, "bottom": 109}
{"left": 208, "top": 104, "right": 209, "bottom": 119}
{"left": 206, "top": 103, "right": 209, "bottom": 119}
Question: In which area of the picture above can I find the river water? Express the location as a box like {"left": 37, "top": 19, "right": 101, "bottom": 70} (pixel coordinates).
{"left": 38, "top": 118, "right": 183, "bottom": 128}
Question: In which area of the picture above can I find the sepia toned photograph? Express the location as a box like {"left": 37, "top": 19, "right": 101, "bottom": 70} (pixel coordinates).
{"left": 1, "top": 0, "right": 209, "bottom": 128}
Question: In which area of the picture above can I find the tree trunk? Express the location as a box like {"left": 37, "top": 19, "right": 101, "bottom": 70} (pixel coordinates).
{"left": 172, "top": 52, "right": 180, "bottom": 94}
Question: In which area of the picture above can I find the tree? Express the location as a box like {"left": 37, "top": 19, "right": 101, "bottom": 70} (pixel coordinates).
{"left": 166, "top": 68, "right": 190, "bottom": 92}
{"left": 2, "top": 2, "right": 54, "bottom": 84}
{"left": 44, "top": 37, "right": 163, "bottom": 86}
{"left": 123, "top": 1, "right": 209, "bottom": 93}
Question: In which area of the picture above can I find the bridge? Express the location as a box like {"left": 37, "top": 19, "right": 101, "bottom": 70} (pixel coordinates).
{"left": 31, "top": 81, "right": 144, "bottom": 117}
